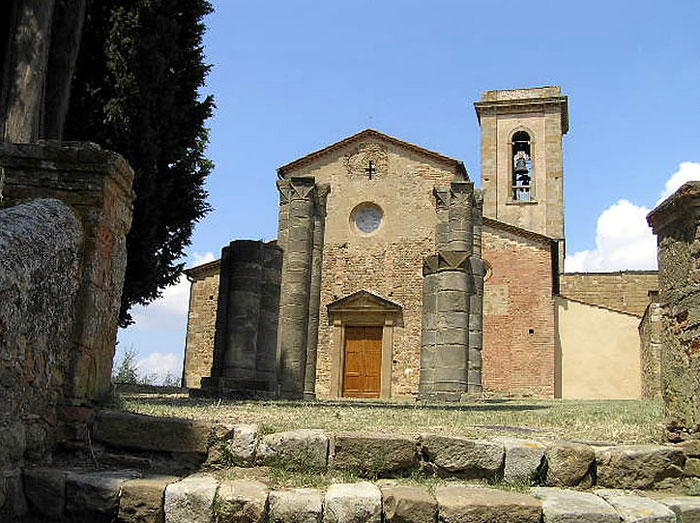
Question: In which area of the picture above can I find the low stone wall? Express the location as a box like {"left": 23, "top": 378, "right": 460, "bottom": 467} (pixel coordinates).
{"left": 19, "top": 469, "right": 700, "bottom": 523}
{"left": 6, "top": 409, "right": 700, "bottom": 519}
{"left": 0, "top": 199, "right": 82, "bottom": 472}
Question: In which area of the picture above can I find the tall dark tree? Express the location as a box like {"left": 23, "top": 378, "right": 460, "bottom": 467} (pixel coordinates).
{"left": 65, "top": 0, "right": 214, "bottom": 326}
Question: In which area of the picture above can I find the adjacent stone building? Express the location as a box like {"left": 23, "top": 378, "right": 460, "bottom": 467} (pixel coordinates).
{"left": 183, "top": 86, "right": 660, "bottom": 400}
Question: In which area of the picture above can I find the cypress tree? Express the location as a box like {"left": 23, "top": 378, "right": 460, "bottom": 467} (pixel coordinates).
{"left": 65, "top": 0, "right": 215, "bottom": 326}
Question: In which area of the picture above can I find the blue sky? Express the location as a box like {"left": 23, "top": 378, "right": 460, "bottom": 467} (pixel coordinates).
{"left": 117, "top": 0, "right": 700, "bottom": 380}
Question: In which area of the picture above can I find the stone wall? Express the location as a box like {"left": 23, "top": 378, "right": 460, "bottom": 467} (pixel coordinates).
{"left": 482, "top": 223, "right": 556, "bottom": 397}
{"left": 475, "top": 86, "right": 567, "bottom": 248}
{"left": 0, "top": 199, "right": 82, "bottom": 472}
{"left": 293, "top": 135, "right": 462, "bottom": 398}
{"left": 1, "top": 141, "right": 134, "bottom": 403}
{"left": 639, "top": 296, "right": 663, "bottom": 400}
{"left": 183, "top": 260, "right": 220, "bottom": 389}
{"left": 0, "top": 142, "right": 133, "bottom": 480}
{"left": 560, "top": 271, "right": 658, "bottom": 316}
{"left": 647, "top": 181, "right": 700, "bottom": 434}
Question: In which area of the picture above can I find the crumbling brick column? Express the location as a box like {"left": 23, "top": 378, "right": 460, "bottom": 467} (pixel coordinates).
{"left": 304, "top": 185, "right": 330, "bottom": 399}
{"left": 277, "top": 176, "right": 317, "bottom": 399}
{"left": 0, "top": 141, "right": 134, "bottom": 404}
{"left": 647, "top": 181, "right": 700, "bottom": 436}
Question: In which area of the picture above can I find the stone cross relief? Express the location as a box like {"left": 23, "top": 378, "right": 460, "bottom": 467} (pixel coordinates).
{"left": 364, "top": 161, "right": 377, "bottom": 180}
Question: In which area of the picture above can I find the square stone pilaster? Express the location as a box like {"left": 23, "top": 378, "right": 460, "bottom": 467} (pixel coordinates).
{"left": 0, "top": 141, "right": 134, "bottom": 404}
{"left": 648, "top": 181, "right": 700, "bottom": 435}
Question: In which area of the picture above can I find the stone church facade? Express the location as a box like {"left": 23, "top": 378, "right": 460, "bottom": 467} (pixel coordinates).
{"left": 183, "top": 86, "right": 661, "bottom": 400}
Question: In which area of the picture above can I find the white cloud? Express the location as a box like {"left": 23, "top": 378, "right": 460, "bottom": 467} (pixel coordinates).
{"left": 566, "top": 199, "right": 657, "bottom": 272}
{"left": 658, "top": 161, "right": 700, "bottom": 204}
{"left": 137, "top": 352, "right": 181, "bottom": 381}
{"left": 566, "top": 162, "right": 700, "bottom": 273}
{"left": 129, "top": 251, "right": 216, "bottom": 329}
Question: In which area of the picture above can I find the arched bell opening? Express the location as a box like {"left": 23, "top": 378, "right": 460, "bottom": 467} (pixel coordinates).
{"left": 511, "top": 130, "right": 533, "bottom": 201}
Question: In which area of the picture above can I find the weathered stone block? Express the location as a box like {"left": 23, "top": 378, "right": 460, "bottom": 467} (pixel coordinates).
{"left": 381, "top": 484, "right": 437, "bottom": 523}
{"left": 675, "top": 439, "right": 700, "bottom": 457}
{"left": 119, "top": 475, "right": 179, "bottom": 523}
{"left": 257, "top": 429, "right": 329, "bottom": 470}
{"left": 164, "top": 473, "right": 218, "bottom": 523}
{"left": 23, "top": 467, "right": 70, "bottom": 520}
{"left": 493, "top": 437, "right": 545, "bottom": 484}
{"left": 658, "top": 496, "right": 700, "bottom": 522}
{"left": 595, "top": 445, "right": 685, "bottom": 489}
{"left": 332, "top": 433, "right": 417, "bottom": 476}
{"left": 594, "top": 489, "right": 676, "bottom": 523}
{"left": 93, "top": 410, "right": 213, "bottom": 454}
{"left": 214, "top": 479, "right": 268, "bottom": 523}
{"left": 268, "top": 488, "right": 323, "bottom": 523}
{"left": 544, "top": 441, "right": 595, "bottom": 487}
{"left": 435, "top": 485, "right": 541, "bottom": 523}
{"left": 1, "top": 469, "right": 27, "bottom": 518}
{"left": 323, "top": 482, "right": 382, "bottom": 523}
{"left": 66, "top": 470, "right": 141, "bottom": 522}
{"left": 225, "top": 424, "right": 260, "bottom": 467}
{"left": 420, "top": 435, "right": 504, "bottom": 479}
{"left": 685, "top": 457, "right": 700, "bottom": 477}
{"left": 206, "top": 423, "right": 259, "bottom": 468}
{"left": 531, "top": 487, "right": 619, "bottom": 523}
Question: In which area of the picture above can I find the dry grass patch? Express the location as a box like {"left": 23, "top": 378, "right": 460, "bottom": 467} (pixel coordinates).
{"left": 119, "top": 393, "right": 664, "bottom": 444}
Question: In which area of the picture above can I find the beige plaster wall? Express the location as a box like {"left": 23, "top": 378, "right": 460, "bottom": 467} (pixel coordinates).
{"left": 556, "top": 296, "right": 641, "bottom": 399}
{"left": 285, "top": 137, "right": 460, "bottom": 398}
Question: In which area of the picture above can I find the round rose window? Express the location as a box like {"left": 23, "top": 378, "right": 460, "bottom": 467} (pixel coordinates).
{"left": 351, "top": 203, "right": 383, "bottom": 234}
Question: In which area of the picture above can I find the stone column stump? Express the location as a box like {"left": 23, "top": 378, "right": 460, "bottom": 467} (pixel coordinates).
{"left": 648, "top": 181, "right": 700, "bottom": 436}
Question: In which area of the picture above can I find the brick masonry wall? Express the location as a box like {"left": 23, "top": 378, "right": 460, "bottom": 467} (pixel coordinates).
{"left": 183, "top": 261, "right": 220, "bottom": 388}
{"left": 559, "top": 272, "right": 658, "bottom": 317}
{"left": 482, "top": 226, "right": 555, "bottom": 397}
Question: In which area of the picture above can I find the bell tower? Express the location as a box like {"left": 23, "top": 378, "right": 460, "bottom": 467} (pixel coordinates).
{"left": 474, "top": 86, "right": 568, "bottom": 265}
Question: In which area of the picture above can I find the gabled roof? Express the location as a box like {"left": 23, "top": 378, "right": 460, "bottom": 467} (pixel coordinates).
{"left": 483, "top": 217, "right": 557, "bottom": 246}
{"left": 277, "top": 129, "right": 469, "bottom": 179}
{"left": 183, "top": 258, "right": 221, "bottom": 280}
{"left": 327, "top": 289, "right": 402, "bottom": 313}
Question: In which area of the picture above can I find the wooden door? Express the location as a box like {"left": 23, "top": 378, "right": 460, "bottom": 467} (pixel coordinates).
{"left": 342, "top": 326, "right": 382, "bottom": 398}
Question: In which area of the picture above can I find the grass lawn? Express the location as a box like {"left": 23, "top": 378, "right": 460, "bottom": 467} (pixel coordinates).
{"left": 119, "top": 393, "right": 665, "bottom": 445}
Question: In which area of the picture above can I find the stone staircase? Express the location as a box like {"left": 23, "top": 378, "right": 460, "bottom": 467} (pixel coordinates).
{"left": 5, "top": 410, "right": 700, "bottom": 522}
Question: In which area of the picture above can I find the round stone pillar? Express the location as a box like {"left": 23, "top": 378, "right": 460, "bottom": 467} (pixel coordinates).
{"left": 277, "top": 176, "right": 316, "bottom": 399}
{"left": 468, "top": 190, "right": 485, "bottom": 394}
{"left": 222, "top": 241, "right": 264, "bottom": 380}
{"left": 419, "top": 251, "right": 471, "bottom": 401}
{"left": 304, "top": 184, "right": 330, "bottom": 400}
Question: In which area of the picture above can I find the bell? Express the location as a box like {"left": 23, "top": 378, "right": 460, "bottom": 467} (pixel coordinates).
{"left": 514, "top": 156, "right": 529, "bottom": 175}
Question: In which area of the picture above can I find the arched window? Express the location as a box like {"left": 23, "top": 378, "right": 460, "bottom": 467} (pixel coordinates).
{"left": 511, "top": 131, "right": 533, "bottom": 201}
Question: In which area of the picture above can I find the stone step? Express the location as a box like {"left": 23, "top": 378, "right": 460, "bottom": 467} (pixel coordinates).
{"left": 82, "top": 410, "right": 698, "bottom": 491}
{"left": 14, "top": 467, "right": 698, "bottom": 522}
